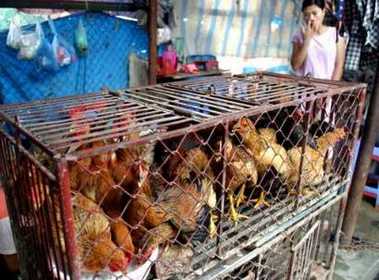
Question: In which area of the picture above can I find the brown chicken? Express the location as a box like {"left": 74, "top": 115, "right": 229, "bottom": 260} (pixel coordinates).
{"left": 233, "top": 118, "right": 291, "bottom": 207}
{"left": 138, "top": 222, "right": 177, "bottom": 264}
{"left": 110, "top": 141, "right": 154, "bottom": 196}
{"left": 72, "top": 194, "right": 131, "bottom": 273}
{"left": 110, "top": 111, "right": 155, "bottom": 196}
{"left": 159, "top": 177, "right": 215, "bottom": 233}
{"left": 286, "top": 128, "right": 346, "bottom": 194}
{"left": 126, "top": 171, "right": 171, "bottom": 232}
{"left": 220, "top": 139, "right": 258, "bottom": 224}
{"left": 124, "top": 167, "right": 174, "bottom": 262}
{"left": 168, "top": 147, "right": 217, "bottom": 237}
{"left": 109, "top": 216, "right": 135, "bottom": 257}
{"left": 69, "top": 141, "right": 126, "bottom": 215}
{"left": 127, "top": 147, "right": 216, "bottom": 254}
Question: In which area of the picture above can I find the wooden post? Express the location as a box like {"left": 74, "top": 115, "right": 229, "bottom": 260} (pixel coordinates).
{"left": 148, "top": 0, "right": 158, "bottom": 85}
{"left": 341, "top": 65, "right": 379, "bottom": 245}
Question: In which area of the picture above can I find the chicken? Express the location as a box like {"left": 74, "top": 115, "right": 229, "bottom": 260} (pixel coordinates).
{"left": 286, "top": 128, "right": 346, "bottom": 194}
{"left": 127, "top": 146, "right": 216, "bottom": 250}
{"left": 138, "top": 222, "right": 176, "bottom": 264}
{"left": 110, "top": 111, "right": 155, "bottom": 189}
{"left": 254, "top": 106, "right": 310, "bottom": 150}
{"left": 68, "top": 140, "right": 127, "bottom": 215}
{"left": 156, "top": 146, "right": 217, "bottom": 238}
{"left": 110, "top": 147, "right": 140, "bottom": 195}
{"left": 110, "top": 217, "right": 135, "bottom": 256}
{"left": 233, "top": 117, "right": 291, "bottom": 207}
{"left": 82, "top": 236, "right": 129, "bottom": 273}
{"left": 159, "top": 177, "right": 215, "bottom": 233}
{"left": 75, "top": 165, "right": 124, "bottom": 215}
{"left": 69, "top": 157, "right": 92, "bottom": 191}
{"left": 155, "top": 245, "right": 193, "bottom": 279}
{"left": 257, "top": 128, "right": 277, "bottom": 144}
{"left": 169, "top": 147, "right": 217, "bottom": 238}
{"left": 221, "top": 139, "right": 258, "bottom": 224}
{"left": 72, "top": 194, "right": 131, "bottom": 273}
{"left": 126, "top": 172, "right": 171, "bottom": 232}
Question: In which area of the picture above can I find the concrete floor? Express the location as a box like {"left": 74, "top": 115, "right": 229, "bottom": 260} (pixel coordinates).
{"left": 334, "top": 199, "right": 379, "bottom": 280}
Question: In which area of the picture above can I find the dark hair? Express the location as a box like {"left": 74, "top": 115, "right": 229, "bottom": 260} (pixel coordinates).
{"left": 302, "top": 0, "right": 325, "bottom": 11}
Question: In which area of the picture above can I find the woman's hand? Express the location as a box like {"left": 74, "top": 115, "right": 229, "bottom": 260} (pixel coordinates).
{"left": 302, "top": 20, "right": 317, "bottom": 42}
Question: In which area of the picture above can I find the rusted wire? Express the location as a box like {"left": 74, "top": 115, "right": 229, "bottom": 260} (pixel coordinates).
{"left": 0, "top": 73, "right": 366, "bottom": 279}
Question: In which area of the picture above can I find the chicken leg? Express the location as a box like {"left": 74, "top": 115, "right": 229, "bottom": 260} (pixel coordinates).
{"left": 235, "top": 183, "right": 247, "bottom": 208}
{"left": 209, "top": 212, "right": 218, "bottom": 239}
{"left": 251, "top": 191, "right": 270, "bottom": 209}
{"left": 229, "top": 193, "right": 248, "bottom": 224}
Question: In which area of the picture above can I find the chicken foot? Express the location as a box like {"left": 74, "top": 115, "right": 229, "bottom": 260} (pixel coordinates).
{"left": 251, "top": 191, "right": 270, "bottom": 209}
{"left": 229, "top": 193, "right": 248, "bottom": 224}
{"left": 301, "top": 186, "right": 320, "bottom": 197}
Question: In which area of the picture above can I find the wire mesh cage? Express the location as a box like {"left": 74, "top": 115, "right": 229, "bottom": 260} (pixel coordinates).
{"left": 0, "top": 73, "right": 366, "bottom": 280}
{"left": 218, "top": 199, "right": 343, "bottom": 280}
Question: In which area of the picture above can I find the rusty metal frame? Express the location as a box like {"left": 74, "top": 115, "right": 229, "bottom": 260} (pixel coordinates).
{"left": 0, "top": 73, "right": 367, "bottom": 279}
{"left": 0, "top": 73, "right": 366, "bottom": 160}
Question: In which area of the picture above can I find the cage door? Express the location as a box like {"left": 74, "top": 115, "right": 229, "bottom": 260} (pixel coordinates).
{"left": 288, "top": 220, "right": 321, "bottom": 280}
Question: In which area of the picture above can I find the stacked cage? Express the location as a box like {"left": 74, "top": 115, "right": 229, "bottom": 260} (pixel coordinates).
{"left": 0, "top": 73, "right": 366, "bottom": 279}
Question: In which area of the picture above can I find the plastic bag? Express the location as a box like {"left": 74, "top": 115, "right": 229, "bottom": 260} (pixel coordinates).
{"left": 6, "top": 18, "right": 22, "bottom": 49}
{"left": 75, "top": 19, "right": 88, "bottom": 55}
{"left": 49, "top": 18, "right": 77, "bottom": 66}
{"left": 17, "top": 23, "right": 43, "bottom": 60}
{"left": 34, "top": 32, "right": 59, "bottom": 72}
{"left": 157, "top": 26, "right": 172, "bottom": 45}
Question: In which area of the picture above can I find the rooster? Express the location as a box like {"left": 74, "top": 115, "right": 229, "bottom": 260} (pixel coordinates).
{"left": 217, "top": 138, "right": 258, "bottom": 224}
{"left": 168, "top": 147, "right": 217, "bottom": 238}
{"left": 233, "top": 117, "right": 291, "bottom": 207}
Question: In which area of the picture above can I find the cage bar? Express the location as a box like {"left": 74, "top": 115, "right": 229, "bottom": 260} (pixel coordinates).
{"left": 0, "top": 73, "right": 366, "bottom": 280}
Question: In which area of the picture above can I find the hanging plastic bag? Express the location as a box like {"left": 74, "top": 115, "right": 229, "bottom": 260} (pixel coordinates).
{"left": 6, "top": 18, "right": 22, "bottom": 49}
{"left": 17, "top": 23, "right": 43, "bottom": 60}
{"left": 34, "top": 27, "right": 59, "bottom": 72}
{"left": 49, "top": 18, "right": 77, "bottom": 66}
{"left": 75, "top": 19, "right": 88, "bottom": 55}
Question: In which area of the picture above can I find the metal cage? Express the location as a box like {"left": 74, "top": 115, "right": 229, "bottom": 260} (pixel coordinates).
{"left": 0, "top": 73, "right": 366, "bottom": 280}
{"left": 218, "top": 198, "right": 343, "bottom": 280}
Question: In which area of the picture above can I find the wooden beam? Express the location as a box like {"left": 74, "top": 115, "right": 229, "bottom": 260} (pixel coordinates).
{"left": 0, "top": 1, "right": 146, "bottom": 11}
{"left": 148, "top": 0, "right": 158, "bottom": 85}
{"left": 341, "top": 63, "right": 379, "bottom": 245}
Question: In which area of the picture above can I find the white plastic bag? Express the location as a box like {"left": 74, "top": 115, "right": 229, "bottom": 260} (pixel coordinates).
{"left": 17, "top": 23, "right": 43, "bottom": 60}
{"left": 157, "top": 26, "right": 172, "bottom": 45}
{"left": 6, "top": 18, "right": 22, "bottom": 49}
{"left": 49, "top": 18, "right": 77, "bottom": 66}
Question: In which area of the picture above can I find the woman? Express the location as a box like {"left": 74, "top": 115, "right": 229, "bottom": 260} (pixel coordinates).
{"left": 0, "top": 187, "right": 18, "bottom": 278}
{"left": 291, "top": 0, "right": 346, "bottom": 80}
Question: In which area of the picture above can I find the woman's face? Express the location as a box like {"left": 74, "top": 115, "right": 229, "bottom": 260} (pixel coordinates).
{"left": 302, "top": 4, "right": 325, "bottom": 30}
